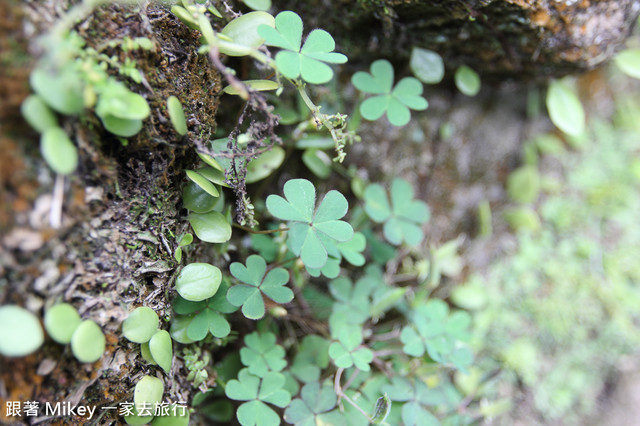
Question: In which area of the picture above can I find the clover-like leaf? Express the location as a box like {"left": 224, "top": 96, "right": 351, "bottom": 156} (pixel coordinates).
{"left": 258, "top": 11, "right": 347, "bottom": 84}
{"left": 383, "top": 377, "right": 441, "bottom": 426}
{"left": 240, "top": 332, "right": 287, "bottom": 377}
{"left": 226, "top": 369, "right": 292, "bottom": 426}
{"left": 266, "top": 179, "right": 354, "bottom": 269}
{"left": 123, "top": 306, "right": 159, "bottom": 343}
{"left": 328, "top": 327, "right": 373, "bottom": 371}
{"left": 175, "top": 263, "right": 222, "bottom": 302}
{"left": 284, "top": 381, "right": 340, "bottom": 426}
{"left": 44, "top": 303, "right": 81, "bottom": 344}
{"left": 352, "top": 59, "right": 428, "bottom": 126}
{"left": 400, "top": 300, "right": 473, "bottom": 371}
{"left": 0, "top": 305, "right": 44, "bottom": 357}
{"left": 173, "top": 281, "right": 237, "bottom": 341}
{"left": 71, "top": 320, "right": 106, "bottom": 363}
{"left": 364, "top": 178, "right": 430, "bottom": 246}
{"left": 227, "top": 255, "right": 293, "bottom": 320}
{"left": 290, "top": 335, "right": 331, "bottom": 383}
{"left": 329, "top": 276, "right": 373, "bottom": 325}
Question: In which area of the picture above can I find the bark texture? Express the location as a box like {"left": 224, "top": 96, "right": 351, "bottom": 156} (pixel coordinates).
{"left": 283, "top": 0, "right": 640, "bottom": 80}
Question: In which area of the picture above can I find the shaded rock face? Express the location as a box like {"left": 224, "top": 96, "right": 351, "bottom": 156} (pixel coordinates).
{"left": 283, "top": 0, "right": 640, "bottom": 80}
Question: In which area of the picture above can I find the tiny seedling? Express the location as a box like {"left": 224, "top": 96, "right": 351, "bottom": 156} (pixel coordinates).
{"left": 123, "top": 306, "right": 160, "bottom": 343}
{"left": 174, "top": 232, "right": 193, "bottom": 263}
{"left": 352, "top": 59, "right": 428, "bottom": 126}
{"left": 240, "top": 332, "right": 287, "bottom": 377}
{"left": 266, "top": 178, "right": 354, "bottom": 269}
{"left": 0, "top": 305, "right": 44, "bottom": 357}
{"left": 225, "top": 368, "right": 292, "bottom": 425}
{"left": 167, "top": 95, "right": 187, "bottom": 135}
{"left": 175, "top": 262, "right": 222, "bottom": 302}
{"left": 227, "top": 255, "right": 293, "bottom": 320}
{"left": 363, "top": 178, "right": 430, "bottom": 246}
{"left": 70, "top": 320, "right": 106, "bottom": 363}
{"left": 188, "top": 211, "right": 232, "bottom": 243}
{"left": 40, "top": 127, "right": 78, "bottom": 175}
{"left": 410, "top": 47, "right": 444, "bottom": 84}
{"left": 454, "top": 65, "right": 481, "bottom": 96}
{"left": 95, "top": 80, "right": 150, "bottom": 137}
{"left": 44, "top": 303, "right": 81, "bottom": 344}
{"left": 258, "top": 11, "right": 347, "bottom": 84}
{"left": 148, "top": 330, "right": 173, "bottom": 373}
{"left": 284, "top": 382, "right": 341, "bottom": 425}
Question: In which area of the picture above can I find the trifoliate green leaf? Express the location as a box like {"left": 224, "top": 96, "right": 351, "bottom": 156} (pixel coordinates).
{"left": 363, "top": 178, "right": 430, "bottom": 246}
{"left": 352, "top": 59, "right": 428, "bottom": 126}
{"left": 227, "top": 255, "right": 293, "bottom": 320}
{"left": 266, "top": 179, "right": 353, "bottom": 269}
{"left": 226, "top": 369, "right": 292, "bottom": 426}
{"left": 258, "top": 11, "right": 347, "bottom": 84}
{"left": 284, "top": 382, "right": 339, "bottom": 425}
{"left": 240, "top": 332, "right": 287, "bottom": 377}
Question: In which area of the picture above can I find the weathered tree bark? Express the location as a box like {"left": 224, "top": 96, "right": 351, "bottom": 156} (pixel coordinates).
{"left": 283, "top": 0, "right": 640, "bottom": 80}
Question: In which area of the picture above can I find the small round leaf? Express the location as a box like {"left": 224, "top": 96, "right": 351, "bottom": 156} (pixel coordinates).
{"left": 149, "top": 330, "right": 173, "bottom": 373}
{"left": 455, "top": 65, "right": 481, "bottom": 96}
{"left": 41, "top": 127, "right": 78, "bottom": 175}
{"left": 175, "top": 263, "right": 222, "bottom": 302}
{"left": 123, "top": 307, "right": 159, "bottom": 343}
{"left": 188, "top": 211, "right": 232, "bottom": 243}
{"left": 44, "top": 303, "right": 81, "bottom": 344}
{"left": 410, "top": 47, "right": 444, "bottom": 84}
{"left": 167, "top": 96, "right": 187, "bottom": 136}
{"left": 21, "top": 95, "right": 58, "bottom": 133}
{"left": 71, "top": 320, "right": 106, "bottom": 363}
{"left": 0, "top": 305, "right": 44, "bottom": 357}
{"left": 134, "top": 375, "right": 164, "bottom": 413}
